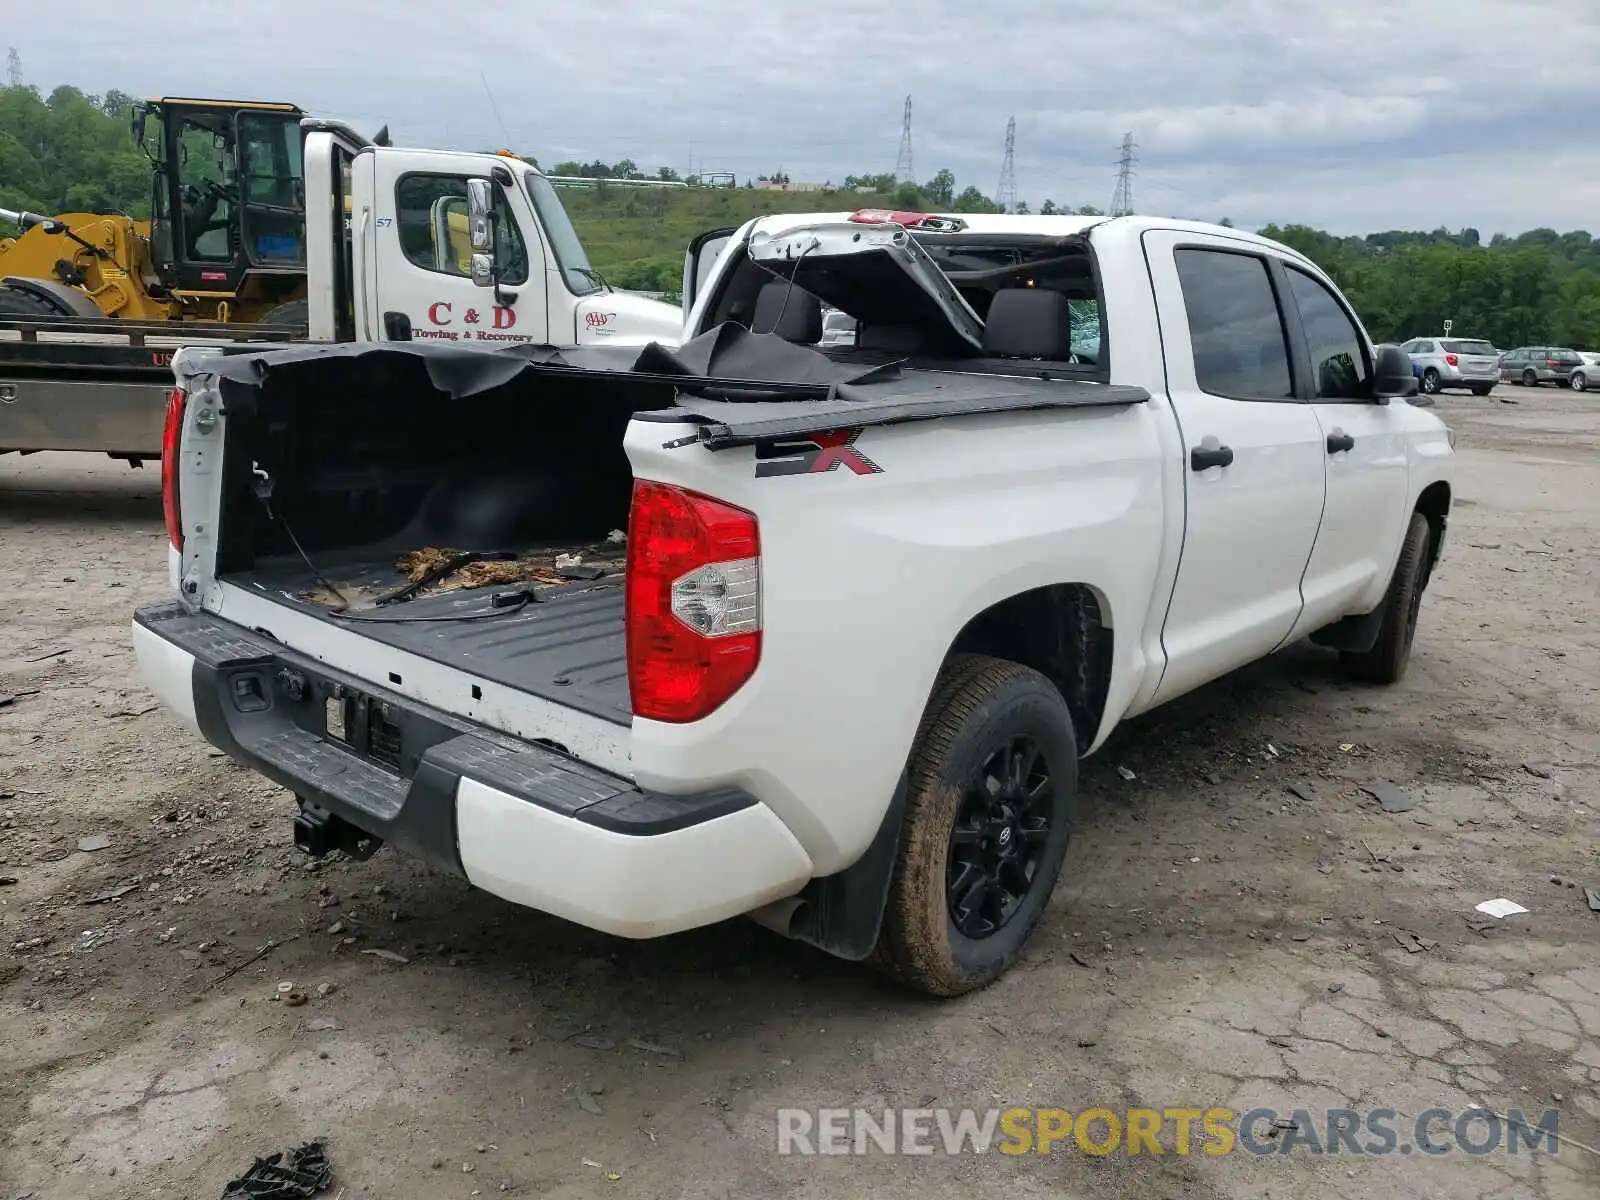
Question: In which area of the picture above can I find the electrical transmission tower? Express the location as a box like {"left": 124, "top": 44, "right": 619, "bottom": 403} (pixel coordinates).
{"left": 1110, "top": 131, "right": 1137, "bottom": 216}
{"left": 6, "top": 48, "right": 22, "bottom": 89}
{"left": 996, "top": 117, "right": 1018, "bottom": 214}
{"left": 893, "top": 95, "right": 914, "bottom": 184}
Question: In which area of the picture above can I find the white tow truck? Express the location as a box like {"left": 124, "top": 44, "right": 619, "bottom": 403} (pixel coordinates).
{"left": 0, "top": 121, "right": 679, "bottom": 464}
{"left": 133, "top": 209, "right": 1454, "bottom": 996}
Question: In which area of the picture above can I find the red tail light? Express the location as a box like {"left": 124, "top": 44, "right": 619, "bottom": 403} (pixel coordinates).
{"left": 625, "top": 481, "right": 761, "bottom": 723}
{"left": 1444, "top": 353, "right": 1458, "bottom": 366}
{"left": 161, "top": 386, "right": 187, "bottom": 551}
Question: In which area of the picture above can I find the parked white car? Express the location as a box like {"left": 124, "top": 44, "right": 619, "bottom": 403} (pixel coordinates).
{"left": 135, "top": 211, "right": 1455, "bottom": 996}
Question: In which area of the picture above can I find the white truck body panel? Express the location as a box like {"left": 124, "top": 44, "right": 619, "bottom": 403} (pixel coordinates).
{"left": 139, "top": 211, "right": 1455, "bottom": 961}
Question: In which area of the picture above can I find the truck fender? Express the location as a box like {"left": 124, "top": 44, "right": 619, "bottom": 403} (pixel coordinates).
{"left": 0, "top": 275, "right": 106, "bottom": 320}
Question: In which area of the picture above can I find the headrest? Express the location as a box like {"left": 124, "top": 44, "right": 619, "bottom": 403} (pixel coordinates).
{"left": 752, "top": 280, "right": 824, "bottom": 344}
{"left": 982, "top": 288, "right": 1072, "bottom": 359}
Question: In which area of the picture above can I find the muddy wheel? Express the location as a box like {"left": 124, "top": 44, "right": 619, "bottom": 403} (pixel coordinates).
{"left": 873, "top": 654, "right": 1077, "bottom": 997}
{"left": 1340, "top": 511, "right": 1432, "bottom": 685}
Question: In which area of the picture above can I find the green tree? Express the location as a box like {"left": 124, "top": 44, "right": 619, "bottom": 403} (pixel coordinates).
{"left": 954, "top": 185, "right": 1000, "bottom": 213}
{"left": 924, "top": 168, "right": 955, "bottom": 206}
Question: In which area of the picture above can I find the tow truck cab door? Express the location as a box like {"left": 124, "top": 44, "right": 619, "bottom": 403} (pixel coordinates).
{"left": 365, "top": 150, "right": 549, "bottom": 346}
{"left": 683, "top": 226, "right": 737, "bottom": 325}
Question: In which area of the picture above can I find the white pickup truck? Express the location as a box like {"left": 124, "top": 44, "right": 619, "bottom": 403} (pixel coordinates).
{"left": 133, "top": 210, "right": 1454, "bottom": 996}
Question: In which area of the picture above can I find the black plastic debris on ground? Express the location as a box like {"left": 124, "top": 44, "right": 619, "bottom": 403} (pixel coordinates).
{"left": 221, "top": 1141, "right": 332, "bottom": 1199}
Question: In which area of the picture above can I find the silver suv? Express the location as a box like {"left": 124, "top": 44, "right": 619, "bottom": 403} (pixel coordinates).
{"left": 1403, "top": 336, "right": 1500, "bottom": 396}
{"left": 1572, "top": 351, "right": 1598, "bottom": 393}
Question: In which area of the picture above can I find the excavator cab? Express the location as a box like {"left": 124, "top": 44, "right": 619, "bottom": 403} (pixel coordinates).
{"left": 133, "top": 98, "right": 307, "bottom": 316}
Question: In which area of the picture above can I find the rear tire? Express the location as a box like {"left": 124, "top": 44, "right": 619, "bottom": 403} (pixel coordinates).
{"left": 1571, "top": 371, "right": 1588, "bottom": 393}
{"left": 873, "top": 654, "right": 1077, "bottom": 997}
{"left": 1420, "top": 368, "right": 1441, "bottom": 395}
{"left": 1340, "top": 511, "right": 1432, "bottom": 685}
{"left": 1469, "top": 384, "right": 1493, "bottom": 397}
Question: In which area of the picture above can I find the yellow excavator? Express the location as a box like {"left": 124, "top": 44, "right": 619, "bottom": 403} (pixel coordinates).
{"left": 0, "top": 97, "right": 316, "bottom": 325}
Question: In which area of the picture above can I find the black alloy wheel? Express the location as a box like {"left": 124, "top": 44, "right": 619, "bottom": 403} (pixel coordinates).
{"left": 946, "top": 735, "right": 1055, "bottom": 938}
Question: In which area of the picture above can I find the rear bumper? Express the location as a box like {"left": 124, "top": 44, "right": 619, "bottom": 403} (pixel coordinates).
{"left": 132, "top": 603, "right": 812, "bottom": 937}
{"left": 1425, "top": 366, "right": 1497, "bottom": 386}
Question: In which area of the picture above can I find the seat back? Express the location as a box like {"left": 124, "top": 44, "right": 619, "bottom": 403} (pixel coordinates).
{"left": 981, "top": 288, "right": 1072, "bottom": 359}
{"left": 752, "top": 280, "right": 824, "bottom": 344}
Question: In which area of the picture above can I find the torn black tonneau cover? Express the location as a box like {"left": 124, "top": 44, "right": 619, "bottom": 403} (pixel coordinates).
{"left": 202, "top": 323, "right": 1149, "bottom": 448}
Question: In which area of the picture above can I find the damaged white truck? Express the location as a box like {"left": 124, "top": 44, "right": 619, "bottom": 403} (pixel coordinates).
{"left": 133, "top": 209, "right": 1455, "bottom": 995}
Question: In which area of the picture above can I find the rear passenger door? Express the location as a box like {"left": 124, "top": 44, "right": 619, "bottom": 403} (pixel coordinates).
{"left": 1141, "top": 230, "right": 1328, "bottom": 707}
{"left": 1279, "top": 262, "right": 1412, "bottom": 633}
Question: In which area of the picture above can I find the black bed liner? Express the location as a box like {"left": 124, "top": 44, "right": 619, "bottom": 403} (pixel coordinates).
{"left": 235, "top": 563, "right": 630, "bottom": 725}
{"left": 206, "top": 324, "right": 1150, "bottom": 449}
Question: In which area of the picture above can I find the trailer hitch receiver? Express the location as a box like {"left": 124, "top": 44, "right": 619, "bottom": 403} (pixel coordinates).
{"left": 294, "top": 800, "right": 383, "bottom": 861}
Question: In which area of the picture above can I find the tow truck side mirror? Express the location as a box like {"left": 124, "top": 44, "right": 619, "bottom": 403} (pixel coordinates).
{"left": 466, "top": 178, "right": 496, "bottom": 288}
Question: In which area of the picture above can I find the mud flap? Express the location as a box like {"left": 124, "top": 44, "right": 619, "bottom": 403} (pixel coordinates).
{"left": 786, "top": 770, "right": 909, "bottom": 961}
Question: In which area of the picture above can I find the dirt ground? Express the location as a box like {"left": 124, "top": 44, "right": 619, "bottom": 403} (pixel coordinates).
{"left": 2, "top": 384, "right": 1597, "bottom": 1199}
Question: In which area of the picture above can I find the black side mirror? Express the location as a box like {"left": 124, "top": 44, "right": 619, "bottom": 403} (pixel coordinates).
{"left": 1372, "top": 344, "right": 1419, "bottom": 404}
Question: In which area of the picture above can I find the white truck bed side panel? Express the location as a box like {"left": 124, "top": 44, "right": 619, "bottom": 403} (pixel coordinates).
{"left": 624, "top": 403, "right": 1167, "bottom": 874}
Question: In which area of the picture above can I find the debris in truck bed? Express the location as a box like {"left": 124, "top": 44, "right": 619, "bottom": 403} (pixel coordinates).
{"left": 392, "top": 544, "right": 626, "bottom": 597}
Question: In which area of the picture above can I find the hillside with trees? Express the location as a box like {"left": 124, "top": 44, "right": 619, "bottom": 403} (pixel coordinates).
{"left": 2, "top": 75, "right": 1597, "bottom": 348}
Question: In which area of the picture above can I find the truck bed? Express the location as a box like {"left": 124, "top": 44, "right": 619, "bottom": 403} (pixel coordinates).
{"left": 232, "top": 552, "right": 631, "bottom": 726}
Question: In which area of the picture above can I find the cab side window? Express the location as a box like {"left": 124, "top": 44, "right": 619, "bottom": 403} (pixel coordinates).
{"left": 1285, "top": 266, "right": 1373, "bottom": 400}
{"left": 394, "top": 174, "right": 529, "bottom": 285}
{"left": 1174, "top": 248, "right": 1294, "bottom": 401}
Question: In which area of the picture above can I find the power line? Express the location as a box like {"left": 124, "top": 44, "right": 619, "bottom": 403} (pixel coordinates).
{"left": 478, "top": 72, "right": 513, "bottom": 148}
{"left": 894, "top": 95, "right": 914, "bottom": 184}
{"left": 1110, "top": 131, "right": 1137, "bottom": 217}
{"left": 996, "top": 116, "right": 1017, "bottom": 214}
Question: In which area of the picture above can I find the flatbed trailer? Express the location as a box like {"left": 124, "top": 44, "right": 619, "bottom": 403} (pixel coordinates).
{"left": 0, "top": 315, "right": 302, "bottom": 463}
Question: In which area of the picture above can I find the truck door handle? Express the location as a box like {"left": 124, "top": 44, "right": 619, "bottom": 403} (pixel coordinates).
{"left": 1189, "top": 443, "right": 1234, "bottom": 471}
{"left": 1326, "top": 431, "right": 1354, "bottom": 454}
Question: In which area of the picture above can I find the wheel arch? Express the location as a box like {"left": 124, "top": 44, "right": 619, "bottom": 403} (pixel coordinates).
{"left": 0, "top": 275, "right": 105, "bottom": 319}
{"left": 945, "top": 581, "right": 1115, "bottom": 753}
{"left": 1414, "top": 480, "right": 1451, "bottom": 574}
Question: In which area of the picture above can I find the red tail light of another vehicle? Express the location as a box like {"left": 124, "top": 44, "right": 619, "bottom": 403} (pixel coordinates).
{"left": 1444, "top": 353, "right": 1458, "bottom": 366}
{"left": 625, "top": 481, "right": 761, "bottom": 723}
{"left": 161, "top": 386, "right": 187, "bottom": 551}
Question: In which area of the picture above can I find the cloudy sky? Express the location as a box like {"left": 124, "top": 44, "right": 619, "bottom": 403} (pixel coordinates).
{"left": 21, "top": 0, "right": 1600, "bottom": 235}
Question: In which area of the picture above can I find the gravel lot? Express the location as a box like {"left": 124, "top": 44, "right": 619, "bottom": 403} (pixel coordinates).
{"left": 2, "top": 384, "right": 1597, "bottom": 1199}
